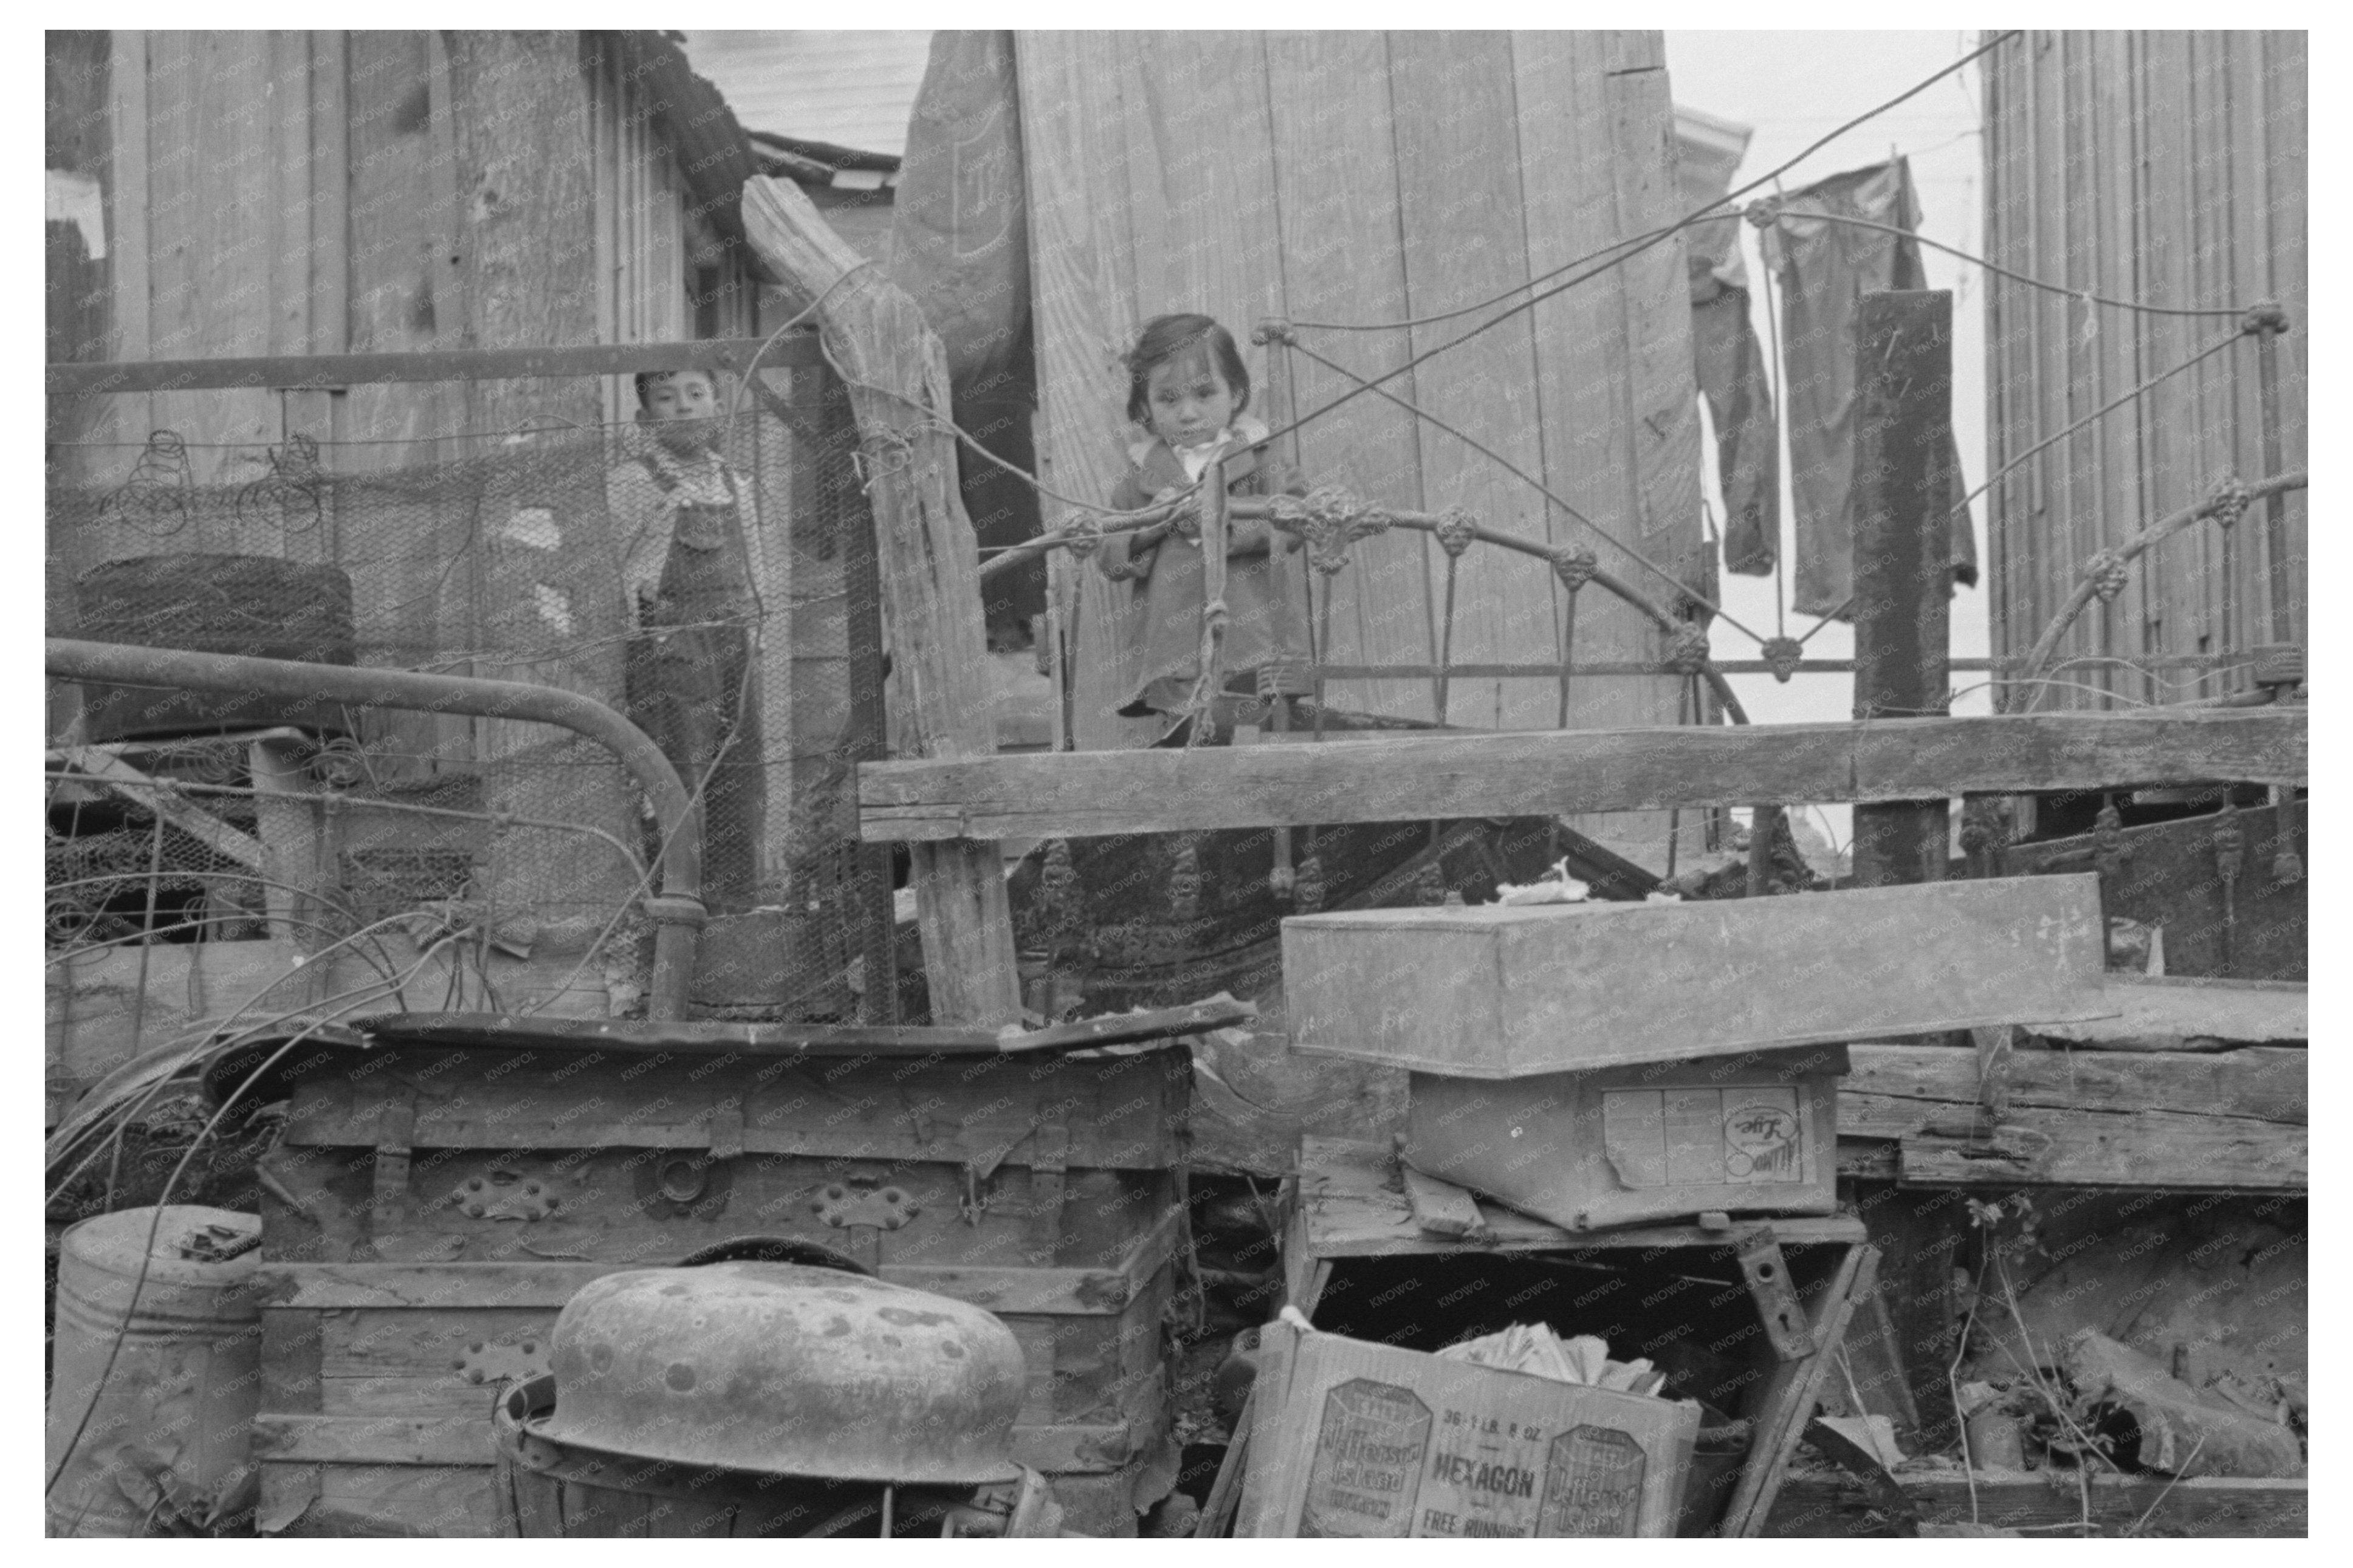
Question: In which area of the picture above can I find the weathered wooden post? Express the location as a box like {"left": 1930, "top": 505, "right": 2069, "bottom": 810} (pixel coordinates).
{"left": 1846, "top": 288, "right": 1959, "bottom": 1453}
{"left": 1849, "top": 290, "right": 1954, "bottom": 889}
{"left": 739, "top": 175, "right": 1022, "bottom": 1025}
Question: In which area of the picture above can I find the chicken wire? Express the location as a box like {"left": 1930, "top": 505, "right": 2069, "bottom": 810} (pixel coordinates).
{"left": 44, "top": 382, "right": 892, "bottom": 1023}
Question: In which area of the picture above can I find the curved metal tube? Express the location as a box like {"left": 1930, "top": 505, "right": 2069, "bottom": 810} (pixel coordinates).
{"left": 989, "top": 498, "right": 1751, "bottom": 725}
{"left": 45, "top": 637, "right": 706, "bottom": 1018}
{"left": 2011, "top": 469, "right": 2307, "bottom": 713}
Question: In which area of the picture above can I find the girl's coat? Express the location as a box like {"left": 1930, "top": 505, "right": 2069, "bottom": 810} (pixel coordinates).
{"left": 1096, "top": 415, "right": 1311, "bottom": 717}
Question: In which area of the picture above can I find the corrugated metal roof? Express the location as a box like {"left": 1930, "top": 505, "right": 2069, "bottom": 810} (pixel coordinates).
{"left": 679, "top": 30, "right": 933, "bottom": 159}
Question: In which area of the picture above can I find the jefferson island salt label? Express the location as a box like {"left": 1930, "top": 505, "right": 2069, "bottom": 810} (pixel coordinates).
{"left": 1298, "top": 1379, "right": 1432, "bottom": 1537}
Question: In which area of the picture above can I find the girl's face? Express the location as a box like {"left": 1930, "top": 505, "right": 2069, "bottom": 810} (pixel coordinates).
{"left": 1143, "top": 352, "right": 1237, "bottom": 450}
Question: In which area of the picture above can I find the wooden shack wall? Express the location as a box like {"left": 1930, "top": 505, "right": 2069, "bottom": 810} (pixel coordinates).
{"left": 49, "top": 31, "right": 750, "bottom": 741}
{"left": 1982, "top": 30, "right": 2306, "bottom": 708}
{"left": 1017, "top": 31, "right": 1706, "bottom": 748}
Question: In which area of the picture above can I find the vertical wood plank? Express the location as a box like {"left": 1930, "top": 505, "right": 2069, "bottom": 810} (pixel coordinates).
{"left": 2058, "top": 34, "right": 2105, "bottom": 698}
{"left": 146, "top": 32, "right": 281, "bottom": 502}
{"left": 1265, "top": 30, "right": 1437, "bottom": 724}
{"left": 105, "top": 27, "right": 153, "bottom": 496}
{"left": 2092, "top": 30, "right": 2149, "bottom": 700}
{"left": 1980, "top": 38, "right": 2013, "bottom": 677}
{"left": 2137, "top": 31, "right": 2193, "bottom": 690}
{"left": 343, "top": 30, "right": 465, "bottom": 775}
{"left": 1014, "top": 31, "right": 1158, "bottom": 749}
{"left": 1605, "top": 38, "right": 1707, "bottom": 626}
{"left": 2186, "top": 34, "right": 2231, "bottom": 673}
{"left": 1849, "top": 290, "right": 1956, "bottom": 889}
{"left": 1516, "top": 32, "right": 1646, "bottom": 730}
{"left": 1388, "top": 30, "right": 1554, "bottom": 733}
{"left": 2220, "top": 32, "right": 2267, "bottom": 673}
{"left": 2260, "top": 30, "right": 2306, "bottom": 646}
{"left": 443, "top": 30, "right": 636, "bottom": 952}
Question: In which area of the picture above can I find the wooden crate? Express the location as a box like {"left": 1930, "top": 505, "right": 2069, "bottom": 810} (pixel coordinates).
{"left": 246, "top": 1030, "right": 1190, "bottom": 1537}
{"left": 1407, "top": 1046, "right": 1846, "bottom": 1231}
{"left": 1283, "top": 875, "right": 2111, "bottom": 1077}
{"left": 1282, "top": 1137, "right": 1877, "bottom": 1539}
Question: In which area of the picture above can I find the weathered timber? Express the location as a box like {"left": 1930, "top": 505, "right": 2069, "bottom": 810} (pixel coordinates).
{"left": 44, "top": 337, "right": 820, "bottom": 395}
{"left": 1850, "top": 290, "right": 1954, "bottom": 887}
{"left": 1764, "top": 1474, "right": 2307, "bottom": 1538}
{"left": 857, "top": 709, "right": 2305, "bottom": 841}
{"left": 1844, "top": 1044, "right": 2307, "bottom": 1127}
{"left": 1841, "top": 1043, "right": 2306, "bottom": 1191}
{"left": 739, "top": 174, "right": 1019, "bottom": 1024}
{"left": 2033, "top": 976, "right": 2306, "bottom": 1051}
{"left": 1722, "top": 1244, "right": 1878, "bottom": 1538}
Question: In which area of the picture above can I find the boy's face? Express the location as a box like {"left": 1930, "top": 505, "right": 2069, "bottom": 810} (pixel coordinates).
{"left": 1144, "top": 351, "right": 1236, "bottom": 451}
{"left": 642, "top": 371, "right": 719, "bottom": 450}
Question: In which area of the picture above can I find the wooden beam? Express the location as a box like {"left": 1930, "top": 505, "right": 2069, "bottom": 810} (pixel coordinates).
{"left": 858, "top": 708, "right": 2305, "bottom": 841}
{"left": 2033, "top": 976, "right": 2305, "bottom": 1051}
{"left": 739, "top": 174, "right": 1020, "bottom": 1027}
{"left": 1765, "top": 1474, "right": 2308, "bottom": 1538}
{"left": 1843, "top": 1044, "right": 2307, "bottom": 1191}
{"left": 1850, "top": 290, "right": 1956, "bottom": 887}
{"left": 43, "top": 335, "right": 821, "bottom": 395}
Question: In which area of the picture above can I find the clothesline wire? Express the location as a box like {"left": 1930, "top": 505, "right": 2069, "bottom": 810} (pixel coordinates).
{"left": 1948, "top": 327, "right": 2244, "bottom": 526}
{"left": 1254, "top": 31, "right": 2022, "bottom": 456}
{"left": 1283, "top": 335, "right": 1766, "bottom": 646}
{"left": 1282, "top": 30, "right": 2019, "bottom": 340}
{"left": 1774, "top": 210, "right": 2256, "bottom": 318}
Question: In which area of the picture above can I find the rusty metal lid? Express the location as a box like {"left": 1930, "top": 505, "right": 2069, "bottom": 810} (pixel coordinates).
{"left": 536, "top": 1262, "right": 1028, "bottom": 1484}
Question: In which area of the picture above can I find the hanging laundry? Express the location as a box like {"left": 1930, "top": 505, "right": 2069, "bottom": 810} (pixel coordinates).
{"left": 1677, "top": 112, "right": 1781, "bottom": 580}
{"left": 1689, "top": 228, "right": 1781, "bottom": 578}
{"left": 1767, "top": 157, "right": 1978, "bottom": 618}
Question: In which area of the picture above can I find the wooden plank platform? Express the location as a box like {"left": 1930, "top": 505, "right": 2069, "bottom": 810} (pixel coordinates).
{"left": 859, "top": 710, "right": 2306, "bottom": 841}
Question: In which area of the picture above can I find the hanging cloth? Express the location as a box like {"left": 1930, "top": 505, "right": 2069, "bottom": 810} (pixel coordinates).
{"left": 1688, "top": 217, "right": 1781, "bottom": 578}
{"left": 1768, "top": 157, "right": 1978, "bottom": 617}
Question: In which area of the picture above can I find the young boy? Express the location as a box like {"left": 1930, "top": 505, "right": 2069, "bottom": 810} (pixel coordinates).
{"left": 608, "top": 368, "right": 766, "bottom": 913}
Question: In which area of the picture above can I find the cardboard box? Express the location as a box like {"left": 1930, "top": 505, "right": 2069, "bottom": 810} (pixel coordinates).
{"left": 1238, "top": 1321, "right": 1699, "bottom": 1538}
{"left": 1282, "top": 874, "right": 2109, "bottom": 1077}
{"left": 1407, "top": 1044, "right": 1847, "bottom": 1231}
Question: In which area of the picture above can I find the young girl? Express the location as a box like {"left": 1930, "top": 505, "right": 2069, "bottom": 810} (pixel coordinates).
{"left": 1096, "top": 313, "right": 1311, "bottom": 742}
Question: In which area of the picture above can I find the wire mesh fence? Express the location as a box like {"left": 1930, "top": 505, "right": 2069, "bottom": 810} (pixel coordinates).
{"left": 45, "top": 368, "right": 896, "bottom": 1073}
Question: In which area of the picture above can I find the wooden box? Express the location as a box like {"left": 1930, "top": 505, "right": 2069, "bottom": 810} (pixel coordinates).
{"left": 1282, "top": 875, "right": 2110, "bottom": 1077}
{"left": 1406, "top": 1046, "right": 1847, "bottom": 1231}
{"left": 1235, "top": 1319, "right": 1699, "bottom": 1538}
{"left": 239, "top": 1022, "right": 1190, "bottom": 1538}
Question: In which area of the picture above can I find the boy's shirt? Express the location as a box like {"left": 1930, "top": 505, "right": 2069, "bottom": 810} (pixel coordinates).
{"left": 609, "top": 441, "right": 767, "bottom": 631}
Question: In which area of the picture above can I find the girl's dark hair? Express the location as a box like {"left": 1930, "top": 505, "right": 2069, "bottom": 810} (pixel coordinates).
{"left": 1124, "top": 313, "right": 1249, "bottom": 426}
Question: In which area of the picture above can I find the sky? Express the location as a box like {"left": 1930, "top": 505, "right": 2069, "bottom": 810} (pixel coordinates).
{"left": 1663, "top": 30, "right": 1995, "bottom": 722}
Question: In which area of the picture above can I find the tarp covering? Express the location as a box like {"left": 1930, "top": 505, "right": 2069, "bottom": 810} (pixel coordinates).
{"left": 888, "top": 29, "right": 1042, "bottom": 634}
{"left": 1769, "top": 157, "right": 1978, "bottom": 617}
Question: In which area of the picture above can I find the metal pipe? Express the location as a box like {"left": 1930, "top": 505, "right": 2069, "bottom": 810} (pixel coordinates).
{"left": 45, "top": 637, "right": 707, "bottom": 1018}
